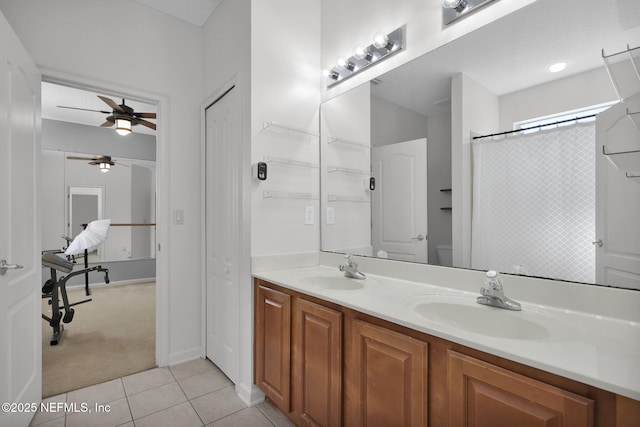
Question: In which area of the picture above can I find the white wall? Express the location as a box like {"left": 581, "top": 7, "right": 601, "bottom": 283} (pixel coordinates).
{"left": 250, "top": 0, "right": 321, "bottom": 257}
{"left": 500, "top": 66, "right": 618, "bottom": 128}
{"left": 0, "top": 0, "right": 204, "bottom": 365}
{"left": 427, "top": 112, "right": 452, "bottom": 263}
{"left": 451, "top": 73, "right": 500, "bottom": 268}
{"left": 371, "top": 95, "right": 428, "bottom": 147}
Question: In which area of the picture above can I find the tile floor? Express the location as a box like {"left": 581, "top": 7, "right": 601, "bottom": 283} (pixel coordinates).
{"left": 30, "top": 359, "right": 295, "bottom": 427}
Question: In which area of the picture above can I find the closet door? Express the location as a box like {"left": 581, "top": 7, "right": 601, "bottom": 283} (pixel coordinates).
{"left": 205, "top": 85, "right": 241, "bottom": 383}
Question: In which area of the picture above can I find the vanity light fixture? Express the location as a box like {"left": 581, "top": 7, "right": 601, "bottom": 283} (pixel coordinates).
{"left": 442, "top": 0, "right": 498, "bottom": 25}
{"left": 99, "top": 162, "right": 111, "bottom": 173}
{"left": 115, "top": 118, "right": 132, "bottom": 136}
{"left": 322, "top": 26, "right": 404, "bottom": 88}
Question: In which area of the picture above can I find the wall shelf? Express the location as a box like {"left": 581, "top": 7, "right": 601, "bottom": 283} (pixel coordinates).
{"left": 327, "top": 137, "right": 370, "bottom": 149}
{"left": 627, "top": 109, "right": 640, "bottom": 130}
{"left": 327, "top": 165, "right": 370, "bottom": 175}
{"left": 602, "top": 44, "right": 640, "bottom": 101}
{"left": 327, "top": 194, "right": 370, "bottom": 203}
{"left": 263, "top": 190, "right": 314, "bottom": 200}
{"left": 602, "top": 146, "right": 640, "bottom": 172}
{"left": 263, "top": 156, "right": 318, "bottom": 169}
{"left": 262, "top": 121, "right": 318, "bottom": 139}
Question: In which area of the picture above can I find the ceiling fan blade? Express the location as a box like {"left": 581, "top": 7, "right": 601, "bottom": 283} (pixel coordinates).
{"left": 134, "top": 112, "right": 156, "bottom": 119}
{"left": 97, "top": 95, "right": 124, "bottom": 112}
{"left": 100, "top": 121, "right": 113, "bottom": 127}
{"left": 66, "top": 156, "right": 96, "bottom": 161}
{"left": 137, "top": 119, "right": 157, "bottom": 130}
{"left": 58, "top": 105, "right": 111, "bottom": 114}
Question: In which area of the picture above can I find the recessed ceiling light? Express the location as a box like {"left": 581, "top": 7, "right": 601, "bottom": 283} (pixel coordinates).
{"left": 548, "top": 62, "right": 566, "bottom": 73}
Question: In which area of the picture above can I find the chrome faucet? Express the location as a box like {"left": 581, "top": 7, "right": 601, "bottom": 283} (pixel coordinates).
{"left": 339, "top": 254, "right": 366, "bottom": 280}
{"left": 477, "top": 270, "right": 521, "bottom": 311}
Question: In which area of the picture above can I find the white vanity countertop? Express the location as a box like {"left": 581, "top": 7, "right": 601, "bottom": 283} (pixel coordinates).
{"left": 253, "top": 264, "right": 640, "bottom": 401}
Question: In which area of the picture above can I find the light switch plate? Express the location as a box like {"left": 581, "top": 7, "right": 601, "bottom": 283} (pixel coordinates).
{"left": 304, "top": 206, "right": 314, "bottom": 225}
{"left": 326, "top": 207, "right": 335, "bottom": 225}
{"left": 174, "top": 209, "right": 184, "bottom": 225}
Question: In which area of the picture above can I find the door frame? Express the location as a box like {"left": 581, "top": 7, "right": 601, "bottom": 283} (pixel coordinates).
{"left": 39, "top": 68, "right": 170, "bottom": 365}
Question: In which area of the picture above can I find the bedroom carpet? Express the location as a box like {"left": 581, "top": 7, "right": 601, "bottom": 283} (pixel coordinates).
{"left": 41, "top": 281, "right": 156, "bottom": 398}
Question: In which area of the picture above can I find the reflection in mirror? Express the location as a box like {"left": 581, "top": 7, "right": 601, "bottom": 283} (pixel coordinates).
{"left": 320, "top": 0, "right": 640, "bottom": 290}
{"left": 42, "top": 149, "right": 156, "bottom": 263}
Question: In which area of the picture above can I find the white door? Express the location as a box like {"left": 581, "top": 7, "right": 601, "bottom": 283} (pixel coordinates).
{"left": 0, "top": 12, "right": 42, "bottom": 427}
{"left": 205, "top": 86, "right": 240, "bottom": 384}
{"left": 595, "top": 96, "right": 640, "bottom": 289}
{"left": 372, "top": 138, "right": 428, "bottom": 262}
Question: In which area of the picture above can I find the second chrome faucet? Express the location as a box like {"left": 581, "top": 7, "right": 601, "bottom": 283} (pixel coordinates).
{"left": 339, "top": 254, "right": 366, "bottom": 280}
{"left": 477, "top": 270, "right": 521, "bottom": 311}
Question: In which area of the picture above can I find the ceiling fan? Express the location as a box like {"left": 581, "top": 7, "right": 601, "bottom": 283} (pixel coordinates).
{"left": 58, "top": 95, "right": 156, "bottom": 135}
{"left": 67, "top": 154, "right": 121, "bottom": 173}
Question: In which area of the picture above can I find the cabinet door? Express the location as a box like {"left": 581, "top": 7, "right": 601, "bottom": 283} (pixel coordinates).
{"left": 347, "top": 319, "right": 428, "bottom": 426}
{"left": 255, "top": 285, "right": 291, "bottom": 412}
{"left": 292, "top": 298, "right": 342, "bottom": 426}
{"left": 448, "top": 351, "right": 594, "bottom": 427}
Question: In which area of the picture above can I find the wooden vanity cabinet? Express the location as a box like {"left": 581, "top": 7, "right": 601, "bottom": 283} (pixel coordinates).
{"left": 448, "top": 350, "right": 594, "bottom": 427}
{"left": 255, "top": 284, "right": 291, "bottom": 412}
{"left": 345, "top": 318, "right": 428, "bottom": 426}
{"left": 291, "top": 298, "right": 343, "bottom": 426}
{"left": 255, "top": 280, "right": 343, "bottom": 425}
{"left": 254, "top": 279, "right": 640, "bottom": 427}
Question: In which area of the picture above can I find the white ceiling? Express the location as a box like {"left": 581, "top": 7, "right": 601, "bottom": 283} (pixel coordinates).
{"left": 42, "top": 0, "right": 640, "bottom": 132}
{"left": 133, "top": 0, "right": 221, "bottom": 27}
{"left": 371, "top": 0, "right": 640, "bottom": 116}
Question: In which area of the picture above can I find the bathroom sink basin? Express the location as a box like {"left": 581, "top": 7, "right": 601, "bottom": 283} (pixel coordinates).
{"left": 413, "top": 300, "right": 550, "bottom": 340}
{"left": 297, "top": 275, "right": 374, "bottom": 291}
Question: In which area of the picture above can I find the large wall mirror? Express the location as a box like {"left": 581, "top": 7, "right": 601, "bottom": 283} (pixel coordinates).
{"left": 320, "top": 0, "right": 640, "bottom": 290}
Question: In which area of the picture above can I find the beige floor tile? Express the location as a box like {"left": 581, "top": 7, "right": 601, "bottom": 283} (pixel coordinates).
{"left": 128, "top": 381, "right": 187, "bottom": 420}
{"left": 256, "top": 400, "right": 296, "bottom": 427}
{"left": 28, "top": 417, "right": 66, "bottom": 427}
{"left": 134, "top": 401, "right": 204, "bottom": 427}
{"left": 67, "top": 378, "right": 125, "bottom": 406}
{"left": 169, "top": 358, "right": 217, "bottom": 380}
{"left": 209, "top": 407, "right": 273, "bottom": 427}
{"left": 122, "top": 367, "right": 174, "bottom": 396}
{"left": 65, "top": 397, "right": 132, "bottom": 427}
{"left": 178, "top": 368, "right": 233, "bottom": 399}
{"left": 191, "top": 386, "right": 246, "bottom": 424}
{"left": 30, "top": 393, "right": 66, "bottom": 426}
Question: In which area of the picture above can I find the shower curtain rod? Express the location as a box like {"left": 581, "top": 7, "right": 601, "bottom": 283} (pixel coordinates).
{"left": 472, "top": 113, "right": 597, "bottom": 140}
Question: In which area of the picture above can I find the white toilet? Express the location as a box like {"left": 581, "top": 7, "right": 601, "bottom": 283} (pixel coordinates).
{"left": 436, "top": 244, "right": 452, "bottom": 266}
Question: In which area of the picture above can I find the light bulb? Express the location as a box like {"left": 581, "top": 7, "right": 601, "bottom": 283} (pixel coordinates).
{"left": 372, "top": 32, "right": 389, "bottom": 49}
{"left": 442, "top": 0, "right": 467, "bottom": 12}
{"left": 99, "top": 162, "right": 111, "bottom": 173}
{"left": 336, "top": 56, "right": 347, "bottom": 68}
{"left": 353, "top": 45, "right": 367, "bottom": 60}
{"left": 115, "top": 118, "right": 131, "bottom": 136}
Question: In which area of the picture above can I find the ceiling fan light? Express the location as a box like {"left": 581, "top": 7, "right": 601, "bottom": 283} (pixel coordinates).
{"left": 115, "top": 118, "right": 131, "bottom": 136}
{"left": 99, "top": 162, "right": 111, "bottom": 173}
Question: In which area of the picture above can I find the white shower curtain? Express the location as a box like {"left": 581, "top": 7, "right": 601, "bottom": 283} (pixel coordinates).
{"left": 471, "top": 122, "right": 595, "bottom": 283}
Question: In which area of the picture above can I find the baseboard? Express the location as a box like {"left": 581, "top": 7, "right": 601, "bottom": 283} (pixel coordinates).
{"left": 166, "top": 347, "right": 205, "bottom": 367}
{"left": 65, "top": 277, "right": 156, "bottom": 291}
{"left": 236, "top": 383, "right": 265, "bottom": 407}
